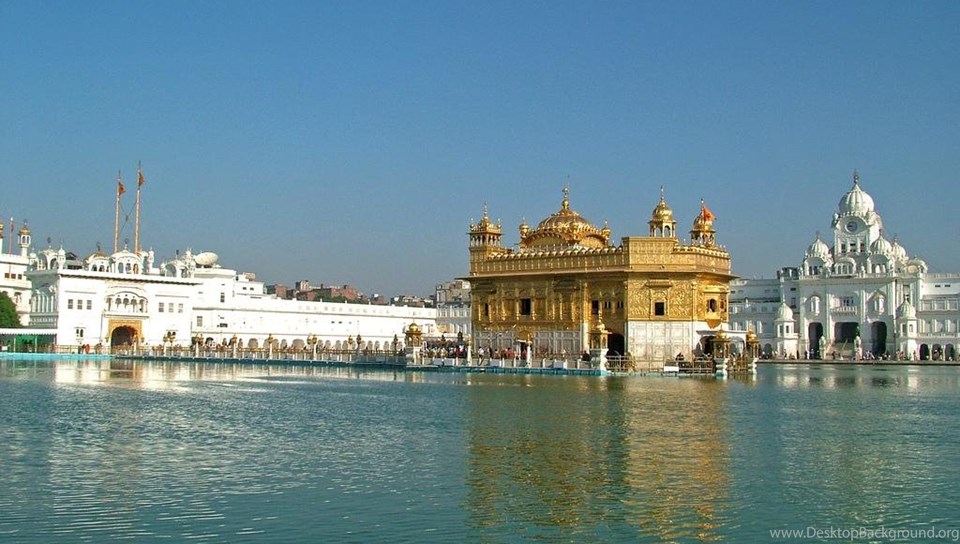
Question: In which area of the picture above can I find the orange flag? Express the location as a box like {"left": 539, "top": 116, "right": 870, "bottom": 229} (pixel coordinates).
{"left": 137, "top": 168, "right": 146, "bottom": 186}
{"left": 118, "top": 181, "right": 125, "bottom": 196}
{"left": 701, "top": 200, "right": 715, "bottom": 222}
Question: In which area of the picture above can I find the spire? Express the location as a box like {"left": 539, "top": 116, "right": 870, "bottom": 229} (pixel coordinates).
{"left": 114, "top": 170, "right": 123, "bottom": 253}
{"left": 134, "top": 163, "right": 143, "bottom": 254}
{"left": 853, "top": 169, "right": 860, "bottom": 186}
{"left": 561, "top": 185, "right": 570, "bottom": 211}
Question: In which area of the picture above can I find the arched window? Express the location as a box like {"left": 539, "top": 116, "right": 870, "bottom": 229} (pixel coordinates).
{"left": 873, "top": 294, "right": 886, "bottom": 314}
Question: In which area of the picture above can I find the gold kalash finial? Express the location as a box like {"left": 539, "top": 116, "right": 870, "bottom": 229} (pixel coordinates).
{"left": 561, "top": 185, "right": 570, "bottom": 211}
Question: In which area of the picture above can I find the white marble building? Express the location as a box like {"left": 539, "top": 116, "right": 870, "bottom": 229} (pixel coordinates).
{"left": 0, "top": 222, "right": 34, "bottom": 325}
{"left": 730, "top": 172, "right": 960, "bottom": 360}
{"left": 20, "top": 242, "right": 436, "bottom": 352}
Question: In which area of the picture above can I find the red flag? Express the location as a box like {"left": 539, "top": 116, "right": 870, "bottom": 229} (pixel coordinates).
{"left": 701, "top": 201, "right": 715, "bottom": 222}
{"left": 118, "top": 181, "right": 126, "bottom": 196}
{"left": 137, "top": 168, "right": 146, "bottom": 186}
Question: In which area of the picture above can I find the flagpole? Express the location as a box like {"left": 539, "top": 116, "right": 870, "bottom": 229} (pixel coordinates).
{"left": 134, "top": 162, "right": 143, "bottom": 254}
{"left": 114, "top": 170, "right": 122, "bottom": 253}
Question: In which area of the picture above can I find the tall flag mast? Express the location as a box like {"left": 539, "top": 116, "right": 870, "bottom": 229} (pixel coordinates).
{"left": 114, "top": 170, "right": 125, "bottom": 253}
{"left": 134, "top": 162, "right": 145, "bottom": 254}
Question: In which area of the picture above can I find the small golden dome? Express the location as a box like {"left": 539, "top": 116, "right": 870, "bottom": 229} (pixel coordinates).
{"left": 651, "top": 191, "right": 674, "bottom": 222}
{"left": 18, "top": 224, "right": 31, "bottom": 236}
{"left": 519, "top": 218, "right": 529, "bottom": 237}
{"left": 691, "top": 200, "right": 716, "bottom": 232}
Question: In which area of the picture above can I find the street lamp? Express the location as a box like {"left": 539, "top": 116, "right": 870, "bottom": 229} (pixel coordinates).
{"left": 307, "top": 333, "right": 318, "bottom": 360}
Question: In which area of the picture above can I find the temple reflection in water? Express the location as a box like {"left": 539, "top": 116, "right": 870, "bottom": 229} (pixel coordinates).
{"left": 463, "top": 375, "right": 730, "bottom": 541}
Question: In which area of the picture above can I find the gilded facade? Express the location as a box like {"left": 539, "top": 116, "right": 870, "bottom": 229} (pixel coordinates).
{"left": 466, "top": 188, "right": 734, "bottom": 361}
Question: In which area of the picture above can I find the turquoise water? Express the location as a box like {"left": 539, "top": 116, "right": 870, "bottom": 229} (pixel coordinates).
{"left": 1, "top": 358, "right": 958, "bottom": 543}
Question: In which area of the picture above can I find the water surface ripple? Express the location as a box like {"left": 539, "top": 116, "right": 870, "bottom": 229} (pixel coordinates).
{"left": 1, "top": 359, "right": 957, "bottom": 542}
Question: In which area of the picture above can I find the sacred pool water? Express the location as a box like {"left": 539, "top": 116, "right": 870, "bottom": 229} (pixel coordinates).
{"left": 1, "top": 357, "right": 958, "bottom": 543}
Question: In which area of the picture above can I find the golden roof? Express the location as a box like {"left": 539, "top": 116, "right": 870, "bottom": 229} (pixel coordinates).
{"left": 521, "top": 187, "right": 610, "bottom": 249}
{"left": 469, "top": 204, "right": 501, "bottom": 235}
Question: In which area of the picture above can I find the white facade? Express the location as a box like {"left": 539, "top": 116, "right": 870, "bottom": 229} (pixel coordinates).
{"left": 0, "top": 223, "right": 34, "bottom": 324}
{"left": 21, "top": 243, "right": 436, "bottom": 351}
{"left": 730, "top": 172, "right": 960, "bottom": 360}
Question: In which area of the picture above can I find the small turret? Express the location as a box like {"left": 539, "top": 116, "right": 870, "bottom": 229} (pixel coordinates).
{"left": 689, "top": 200, "right": 717, "bottom": 247}
{"left": 648, "top": 186, "right": 677, "bottom": 238}
{"left": 18, "top": 223, "right": 31, "bottom": 258}
{"left": 468, "top": 204, "right": 503, "bottom": 258}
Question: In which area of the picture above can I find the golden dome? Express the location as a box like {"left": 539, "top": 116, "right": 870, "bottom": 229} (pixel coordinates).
{"left": 691, "top": 200, "right": 716, "bottom": 233}
{"left": 521, "top": 187, "right": 610, "bottom": 249}
{"left": 18, "top": 224, "right": 31, "bottom": 236}
{"left": 651, "top": 190, "right": 674, "bottom": 223}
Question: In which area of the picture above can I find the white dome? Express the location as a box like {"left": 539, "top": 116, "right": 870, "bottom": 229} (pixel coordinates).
{"left": 906, "top": 257, "right": 928, "bottom": 273}
{"left": 775, "top": 303, "right": 794, "bottom": 321}
{"left": 870, "top": 236, "right": 893, "bottom": 256}
{"left": 194, "top": 252, "right": 219, "bottom": 267}
{"left": 838, "top": 172, "right": 875, "bottom": 216}
{"left": 806, "top": 235, "right": 831, "bottom": 258}
{"left": 897, "top": 300, "right": 916, "bottom": 319}
{"left": 890, "top": 238, "right": 908, "bottom": 261}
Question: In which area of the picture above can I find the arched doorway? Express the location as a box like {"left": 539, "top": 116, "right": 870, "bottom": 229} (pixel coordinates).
{"left": 607, "top": 332, "right": 625, "bottom": 356}
{"left": 833, "top": 322, "right": 859, "bottom": 346}
{"left": 808, "top": 322, "right": 824, "bottom": 358}
{"left": 110, "top": 326, "right": 137, "bottom": 346}
{"left": 871, "top": 322, "right": 887, "bottom": 357}
{"left": 919, "top": 344, "right": 930, "bottom": 360}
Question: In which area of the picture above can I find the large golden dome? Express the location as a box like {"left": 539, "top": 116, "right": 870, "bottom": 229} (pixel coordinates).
{"left": 520, "top": 187, "right": 610, "bottom": 249}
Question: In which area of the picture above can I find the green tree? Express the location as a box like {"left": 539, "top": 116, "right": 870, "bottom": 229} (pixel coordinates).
{"left": 0, "top": 292, "right": 21, "bottom": 328}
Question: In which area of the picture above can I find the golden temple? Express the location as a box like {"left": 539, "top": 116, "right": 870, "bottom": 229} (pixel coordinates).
{"left": 466, "top": 187, "right": 734, "bottom": 363}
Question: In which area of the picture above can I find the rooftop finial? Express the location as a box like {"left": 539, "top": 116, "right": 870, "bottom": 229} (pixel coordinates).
{"left": 853, "top": 169, "right": 860, "bottom": 186}
{"left": 562, "top": 185, "right": 570, "bottom": 211}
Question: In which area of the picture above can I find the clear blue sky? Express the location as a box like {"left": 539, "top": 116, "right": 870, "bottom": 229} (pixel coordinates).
{"left": 2, "top": 1, "right": 958, "bottom": 296}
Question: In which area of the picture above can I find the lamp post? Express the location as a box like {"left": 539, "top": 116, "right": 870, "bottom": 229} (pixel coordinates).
{"left": 308, "top": 334, "right": 318, "bottom": 360}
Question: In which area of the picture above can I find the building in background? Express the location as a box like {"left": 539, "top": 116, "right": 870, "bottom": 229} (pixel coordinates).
{"left": 435, "top": 280, "right": 471, "bottom": 340}
{"left": 729, "top": 172, "right": 960, "bottom": 360}
{"left": 0, "top": 220, "right": 35, "bottom": 325}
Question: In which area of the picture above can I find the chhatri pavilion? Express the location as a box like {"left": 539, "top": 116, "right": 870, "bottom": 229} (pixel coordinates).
{"left": 466, "top": 187, "right": 736, "bottom": 363}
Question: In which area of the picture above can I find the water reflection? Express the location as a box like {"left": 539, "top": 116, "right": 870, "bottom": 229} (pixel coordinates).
{"left": 768, "top": 363, "right": 960, "bottom": 391}
{"left": 2, "top": 358, "right": 959, "bottom": 543}
{"left": 463, "top": 376, "right": 731, "bottom": 541}
{"left": 0, "top": 358, "right": 416, "bottom": 389}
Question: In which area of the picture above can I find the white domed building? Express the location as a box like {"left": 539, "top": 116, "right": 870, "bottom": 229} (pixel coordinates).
{"left": 730, "top": 172, "right": 958, "bottom": 361}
